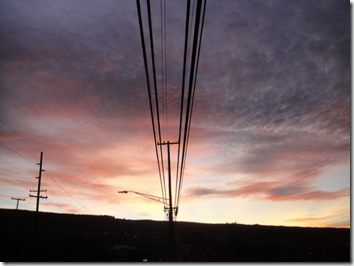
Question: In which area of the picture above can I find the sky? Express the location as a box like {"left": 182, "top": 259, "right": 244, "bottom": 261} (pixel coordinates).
{"left": 0, "top": 0, "right": 350, "bottom": 228}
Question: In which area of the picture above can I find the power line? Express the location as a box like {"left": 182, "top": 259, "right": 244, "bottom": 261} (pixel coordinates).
{"left": 146, "top": 0, "right": 169, "bottom": 209}
{"left": 176, "top": 0, "right": 207, "bottom": 209}
{"left": 160, "top": 0, "right": 167, "bottom": 141}
{"left": 136, "top": 0, "right": 167, "bottom": 207}
{"left": 0, "top": 141, "right": 36, "bottom": 165}
{"left": 160, "top": 0, "right": 169, "bottom": 207}
{"left": 135, "top": 0, "right": 207, "bottom": 222}
{"left": 0, "top": 158, "right": 33, "bottom": 176}
{"left": 0, "top": 118, "right": 41, "bottom": 153}
{"left": 46, "top": 174, "right": 87, "bottom": 212}
{"left": 175, "top": 0, "right": 191, "bottom": 208}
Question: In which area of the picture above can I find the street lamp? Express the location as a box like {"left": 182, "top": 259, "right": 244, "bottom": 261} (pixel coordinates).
{"left": 118, "top": 190, "right": 177, "bottom": 238}
{"left": 118, "top": 190, "right": 168, "bottom": 204}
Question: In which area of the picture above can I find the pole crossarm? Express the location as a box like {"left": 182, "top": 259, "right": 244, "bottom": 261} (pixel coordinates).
{"left": 157, "top": 141, "right": 179, "bottom": 146}
{"left": 29, "top": 194, "right": 48, "bottom": 199}
{"left": 118, "top": 190, "right": 167, "bottom": 204}
{"left": 11, "top": 197, "right": 25, "bottom": 201}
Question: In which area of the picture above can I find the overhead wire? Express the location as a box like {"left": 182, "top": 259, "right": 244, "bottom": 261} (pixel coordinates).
{"left": 160, "top": 0, "right": 168, "bottom": 208}
{"left": 0, "top": 118, "right": 41, "bottom": 154}
{"left": 176, "top": 0, "right": 207, "bottom": 208}
{"left": 0, "top": 141, "right": 36, "bottom": 165}
{"left": 147, "top": 0, "right": 169, "bottom": 208}
{"left": 163, "top": 0, "right": 168, "bottom": 142}
{"left": 179, "top": 0, "right": 207, "bottom": 208}
{"left": 136, "top": 0, "right": 207, "bottom": 218}
{"left": 174, "top": 0, "right": 197, "bottom": 209}
{"left": 181, "top": 0, "right": 203, "bottom": 179}
{"left": 136, "top": 0, "right": 167, "bottom": 207}
{"left": 175, "top": 0, "right": 191, "bottom": 208}
{"left": 160, "top": 0, "right": 167, "bottom": 142}
{"left": 0, "top": 158, "right": 34, "bottom": 177}
{"left": 46, "top": 174, "right": 87, "bottom": 212}
{"left": 146, "top": 0, "right": 168, "bottom": 206}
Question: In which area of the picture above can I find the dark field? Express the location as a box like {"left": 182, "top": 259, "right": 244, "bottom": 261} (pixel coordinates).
{"left": 0, "top": 208, "right": 350, "bottom": 262}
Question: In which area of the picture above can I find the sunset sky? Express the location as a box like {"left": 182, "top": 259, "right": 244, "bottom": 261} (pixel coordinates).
{"left": 0, "top": 0, "right": 350, "bottom": 228}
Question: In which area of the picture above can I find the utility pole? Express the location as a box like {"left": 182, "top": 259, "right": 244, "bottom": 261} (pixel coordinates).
{"left": 29, "top": 152, "right": 47, "bottom": 212}
{"left": 11, "top": 197, "right": 25, "bottom": 210}
{"left": 29, "top": 152, "right": 47, "bottom": 261}
{"left": 158, "top": 141, "right": 178, "bottom": 238}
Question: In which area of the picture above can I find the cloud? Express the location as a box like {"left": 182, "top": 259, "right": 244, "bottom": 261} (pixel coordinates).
{"left": 285, "top": 211, "right": 350, "bottom": 228}
{"left": 182, "top": 1, "right": 351, "bottom": 199}
{"left": 0, "top": 175, "right": 34, "bottom": 190}
{"left": 0, "top": 0, "right": 148, "bottom": 127}
{"left": 0, "top": 0, "right": 349, "bottom": 226}
{"left": 196, "top": 0, "right": 350, "bottom": 133}
{"left": 187, "top": 179, "right": 349, "bottom": 202}
{"left": 41, "top": 202, "right": 81, "bottom": 214}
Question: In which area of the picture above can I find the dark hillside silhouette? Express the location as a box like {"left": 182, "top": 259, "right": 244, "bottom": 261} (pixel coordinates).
{"left": 0, "top": 208, "right": 349, "bottom": 262}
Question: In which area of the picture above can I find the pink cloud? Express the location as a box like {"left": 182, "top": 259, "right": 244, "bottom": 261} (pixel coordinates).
{"left": 285, "top": 213, "right": 350, "bottom": 228}
{"left": 187, "top": 180, "right": 349, "bottom": 202}
{"left": 41, "top": 202, "right": 82, "bottom": 214}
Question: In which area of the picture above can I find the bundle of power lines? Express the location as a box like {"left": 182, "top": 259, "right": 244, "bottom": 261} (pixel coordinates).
{"left": 136, "top": 0, "right": 207, "bottom": 220}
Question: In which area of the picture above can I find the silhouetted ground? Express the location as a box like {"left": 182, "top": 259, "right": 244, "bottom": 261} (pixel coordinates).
{"left": 0, "top": 208, "right": 350, "bottom": 262}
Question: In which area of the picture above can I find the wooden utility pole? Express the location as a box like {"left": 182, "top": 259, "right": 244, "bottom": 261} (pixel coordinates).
{"left": 166, "top": 141, "right": 174, "bottom": 238}
{"left": 11, "top": 197, "right": 25, "bottom": 210}
{"left": 29, "top": 152, "right": 47, "bottom": 261}
{"left": 29, "top": 152, "right": 47, "bottom": 212}
{"left": 158, "top": 141, "right": 178, "bottom": 238}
